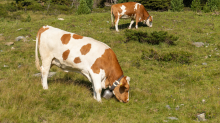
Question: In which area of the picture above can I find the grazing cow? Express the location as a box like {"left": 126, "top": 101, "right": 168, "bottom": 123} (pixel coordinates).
{"left": 35, "top": 25, "right": 130, "bottom": 103}
{"left": 111, "top": 2, "right": 153, "bottom": 32}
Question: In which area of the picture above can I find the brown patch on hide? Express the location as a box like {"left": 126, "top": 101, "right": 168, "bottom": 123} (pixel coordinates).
{"left": 61, "top": 34, "right": 71, "bottom": 45}
{"left": 80, "top": 43, "right": 91, "bottom": 55}
{"left": 62, "top": 49, "right": 70, "bottom": 60}
{"left": 74, "top": 57, "right": 81, "bottom": 64}
{"left": 91, "top": 48, "right": 123, "bottom": 83}
{"left": 72, "top": 34, "right": 83, "bottom": 39}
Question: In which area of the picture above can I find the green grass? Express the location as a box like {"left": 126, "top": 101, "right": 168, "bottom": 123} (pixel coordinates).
{"left": 0, "top": 10, "right": 220, "bottom": 122}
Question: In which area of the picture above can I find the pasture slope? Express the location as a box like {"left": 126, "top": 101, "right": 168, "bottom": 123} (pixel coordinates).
{"left": 0, "top": 10, "right": 220, "bottom": 122}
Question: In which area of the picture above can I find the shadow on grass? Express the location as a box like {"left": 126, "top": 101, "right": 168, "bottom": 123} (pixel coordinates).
{"left": 110, "top": 22, "right": 148, "bottom": 31}
{"left": 48, "top": 78, "right": 93, "bottom": 92}
{"left": 48, "top": 78, "right": 119, "bottom": 101}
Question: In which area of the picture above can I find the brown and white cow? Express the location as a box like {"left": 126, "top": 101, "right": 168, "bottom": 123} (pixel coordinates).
{"left": 35, "top": 25, "right": 130, "bottom": 103}
{"left": 111, "top": 2, "right": 153, "bottom": 32}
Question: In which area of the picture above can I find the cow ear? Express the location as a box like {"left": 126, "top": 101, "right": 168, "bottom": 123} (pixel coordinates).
{"left": 126, "top": 76, "right": 130, "bottom": 83}
{"left": 120, "top": 76, "right": 130, "bottom": 88}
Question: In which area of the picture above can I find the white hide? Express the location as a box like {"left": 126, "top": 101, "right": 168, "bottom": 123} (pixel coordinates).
{"left": 120, "top": 5, "right": 127, "bottom": 15}
{"left": 134, "top": 3, "right": 141, "bottom": 11}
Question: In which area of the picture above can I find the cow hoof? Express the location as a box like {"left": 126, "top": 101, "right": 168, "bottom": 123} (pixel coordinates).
{"left": 43, "top": 86, "right": 48, "bottom": 90}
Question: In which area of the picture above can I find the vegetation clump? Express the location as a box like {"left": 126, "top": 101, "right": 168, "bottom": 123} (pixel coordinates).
{"left": 77, "top": 0, "right": 91, "bottom": 15}
{"left": 135, "top": 0, "right": 171, "bottom": 11}
{"left": 170, "top": 0, "right": 184, "bottom": 12}
{"left": 191, "top": 0, "right": 201, "bottom": 12}
{"left": 124, "top": 30, "right": 178, "bottom": 45}
{"left": 141, "top": 49, "right": 193, "bottom": 64}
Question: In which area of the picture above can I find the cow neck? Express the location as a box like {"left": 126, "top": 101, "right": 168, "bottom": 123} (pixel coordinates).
{"left": 108, "top": 69, "right": 123, "bottom": 86}
{"left": 143, "top": 9, "right": 150, "bottom": 20}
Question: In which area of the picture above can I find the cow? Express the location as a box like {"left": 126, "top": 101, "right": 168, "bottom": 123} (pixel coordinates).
{"left": 111, "top": 2, "right": 153, "bottom": 32}
{"left": 35, "top": 25, "right": 130, "bottom": 103}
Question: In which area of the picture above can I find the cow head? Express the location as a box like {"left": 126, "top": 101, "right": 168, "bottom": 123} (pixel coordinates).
{"left": 113, "top": 76, "right": 130, "bottom": 103}
{"left": 145, "top": 16, "right": 153, "bottom": 28}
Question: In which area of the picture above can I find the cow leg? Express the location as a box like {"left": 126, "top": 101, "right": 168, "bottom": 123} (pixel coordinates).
{"left": 128, "top": 19, "right": 135, "bottom": 29}
{"left": 114, "top": 15, "right": 120, "bottom": 32}
{"left": 41, "top": 58, "right": 53, "bottom": 89}
{"left": 135, "top": 16, "right": 139, "bottom": 29}
{"left": 90, "top": 73, "right": 102, "bottom": 102}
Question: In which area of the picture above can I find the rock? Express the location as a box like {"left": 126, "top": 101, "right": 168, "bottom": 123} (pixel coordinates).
{"left": 5, "top": 42, "right": 14, "bottom": 46}
{"left": 48, "top": 72, "right": 56, "bottom": 78}
{"left": 197, "top": 113, "right": 206, "bottom": 121}
{"left": 166, "top": 105, "right": 171, "bottom": 110}
{"left": 167, "top": 117, "right": 178, "bottom": 120}
{"left": 15, "top": 36, "right": 26, "bottom": 41}
{"left": 4, "top": 65, "right": 9, "bottom": 67}
{"left": 17, "top": 28, "right": 23, "bottom": 31}
{"left": 0, "top": 50, "right": 3, "bottom": 52}
{"left": 33, "top": 73, "right": 41, "bottom": 77}
{"left": 192, "top": 42, "right": 204, "bottom": 47}
{"left": 202, "top": 99, "right": 205, "bottom": 103}
{"left": 11, "top": 47, "right": 15, "bottom": 50}
{"left": 202, "top": 63, "right": 207, "bottom": 65}
{"left": 175, "top": 105, "right": 179, "bottom": 110}
{"left": 18, "top": 65, "right": 22, "bottom": 68}
{"left": 58, "top": 18, "right": 64, "bottom": 20}
{"left": 33, "top": 72, "right": 56, "bottom": 78}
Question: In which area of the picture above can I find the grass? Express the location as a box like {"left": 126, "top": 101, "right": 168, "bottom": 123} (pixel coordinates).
{"left": 0, "top": 9, "right": 220, "bottom": 122}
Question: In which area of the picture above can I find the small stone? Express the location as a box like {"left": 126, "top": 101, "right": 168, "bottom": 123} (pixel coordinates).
{"left": 163, "top": 120, "right": 168, "bottom": 122}
{"left": 11, "top": 47, "right": 15, "bottom": 50}
{"left": 166, "top": 105, "right": 171, "bottom": 110}
{"left": 202, "top": 99, "right": 205, "bottom": 103}
{"left": 167, "top": 117, "right": 178, "bottom": 120}
{"left": 15, "top": 36, "right": 25, "bottom": 41}
{"left": 175, "top": 105, "right": 179, "bottom": 110}
{"left": 4, "top": 65, "right": 9, "bottom": 67}
{"left": 192, "top": 42, "right": 204, "bottom": 47}
{"left": 58, "top": 18, "right": 64, "bottom": 20}
{"left": 5, "top": 42, "right": 14, "bottom": 46}
{"left": 197, "top": 113, "right": 206, "bottom": 121}
{"left": 17, "top": 28, "right": 23, "bottom": 31}
{"left": 18, "top": 65, "right": 22, "bottom": 68}
{"left": 202, "top": 63, "right": 207, "bottom": 65}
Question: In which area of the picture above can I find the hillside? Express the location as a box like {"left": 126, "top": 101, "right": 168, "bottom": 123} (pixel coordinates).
{"left": 0, "top": 10, "right": 220, "bottom": 122}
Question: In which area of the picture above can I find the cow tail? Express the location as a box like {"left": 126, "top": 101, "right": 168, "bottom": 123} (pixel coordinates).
{"left": 35, "top": 34, "right": 41, "bottom": 71}
{"left": 111, "top": 6, "right": 114, "bottom": 27}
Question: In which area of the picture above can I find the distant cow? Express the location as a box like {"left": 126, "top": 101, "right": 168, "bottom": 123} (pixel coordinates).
{"left": 111, "top": 2, "right": 153, "bottom": 32}
{"left": 35, "top": 25, "right": 130, "bottom": 103}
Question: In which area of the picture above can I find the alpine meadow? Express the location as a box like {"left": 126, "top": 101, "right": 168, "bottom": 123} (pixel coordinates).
{"left": 0, "top": 0, "right": 220, "bottom": 122}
